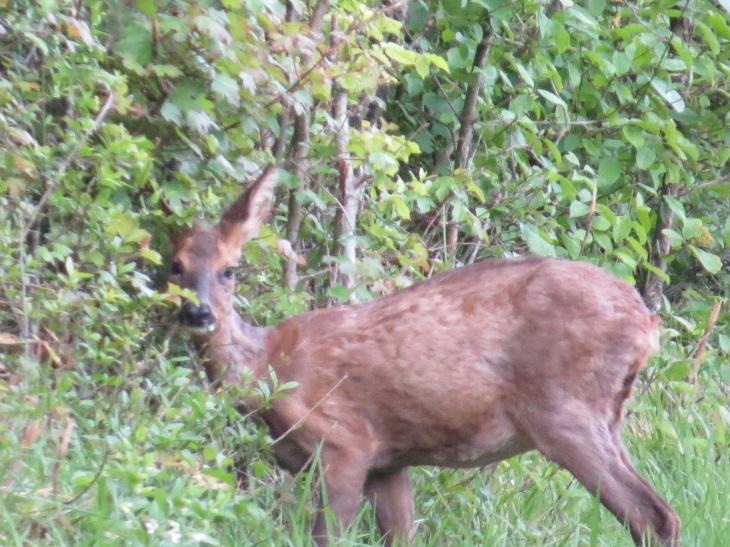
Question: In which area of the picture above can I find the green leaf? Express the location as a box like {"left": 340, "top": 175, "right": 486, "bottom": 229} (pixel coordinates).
{"left": 622, "top": 126, "right": 644, "bottom": 148}
{"left": 597, "top": 157, "right": 621, "bottom": 189}
{"left": 404, "top": 73, "right": 423, "bottom": 96}
{"left": 642, "top": 262, "right": 670, "bottom": 284}
{"left": 537, "top": 89, "right": 566, "bottom": 109}
{"left": 560, "top": 233, "right": 581, "bottom": 258}
{"left": 614, "top": 249, "right": 637, "bottom": 270}
{"left": 569, "top": 201, "right": 591, "bottom": 218}
{"left": 612, "top": 51, "right": 630, "bottom": 77}
{"left": 201, "top": 468, "right": 235, "bottom": 487}
{"left": 389, "top": 195, "right": 411, "bottom": 219}
{"left": 613, "top": 216, "right": 632, "bottom": 244}
{"left": 516, "top": 63, "right": 535, "bottom": 88}
{"left": 115, "top": 22, "right": 153, "bottom": 66}
{"left": 426, "top": 54, "right": 450, "bottom": 73}
{"left": 690, "top": 246, "right": 722, "bottom": 274}
{"left": 664, "top": 195, "right": 686, "bottom": 222}
{"left": 136, "top": 0, "right": 157, "bottom": 16}
{"left": 636, "top": 146, "right": 656, "bottom": 170}
{"left": 369, "top": 152, "right": 398, "bottom": 174}
{"left": 555, "top": 28, "right": 571, "bottom": 54}
{"left": 663, "top": 360, "right": 691, "bottom": 381}
{"left": 151, "top": 64, "right": 183, "bottom": 78}
{"left": 211, "top": 73, "right": 240, "bottom": 106}
{"left": 186, "top": 110, "right": 218, "bottom": 135}
{"left": 626, "top": 236, "right": 648, "bottom": 260}
{"left": 65, "top": 256, "right": 75, "bottom": 276}
{"left": 592, "top": 216, "right": 611, "bottom": 231}
{"left": 709, "top": 12, "right": 730, "bottom": 39}
{"left": 662, "top": 229, "right": 684, "bottom": 249}
{"left": 383, "top": 43, "right": 418, "bottom": 65}
{"left": 682, "top": 218, "right": 703, "bottom": 240}
{"left": 651, "top": 78, "right": 685, "bottom": 113}
{"left": 568, "top": 5, "right": 599, "bottom": 28}
{"left": 415, "top": 56, "right": 430, "bottom": 79}
{"left": 697, "top": 21, "right": 721, "bottom": 54}
{"left": 442, "top": 0, "right": 465, "bottom": 16}
{"left": 160, "top": 101, "right": 181, "bottom": 125}
{"left": 520, "top": 224, "right": 556, "bottom": 257}
{"left": 140, "top": 248, "right": 162, "bottom": 265}
{"left": 631, "top": 221, "right": 647, "bottom": 245}
{"left": 596, "top": 204, "right": 616, "bottom": 225}
{"left": 594, "top": 232, "right": 612, "bottom": 251}
{"left": 338, "top": 73, "right": 361, "bottom": 91}
{"left": 719, "top": 334, "right": 730, "bottom": 354}
{"left": 328, "top": 285, "right": 352, "bottom": 303}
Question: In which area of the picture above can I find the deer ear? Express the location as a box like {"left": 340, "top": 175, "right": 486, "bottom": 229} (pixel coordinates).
{"left": 218, "top": 166, "right": 278, "bottom": 249}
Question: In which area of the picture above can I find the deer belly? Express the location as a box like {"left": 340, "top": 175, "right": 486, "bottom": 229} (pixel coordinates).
{"left": 272, "top": 436, "right": 313, "bottom": 473}
{"left": 373, "top": 413, "right": 534, "bottom": 470}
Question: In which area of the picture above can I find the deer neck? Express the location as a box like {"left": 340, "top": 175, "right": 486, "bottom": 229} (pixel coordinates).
{"left": 198, "top": 312, "right": 270, "bottom": 386}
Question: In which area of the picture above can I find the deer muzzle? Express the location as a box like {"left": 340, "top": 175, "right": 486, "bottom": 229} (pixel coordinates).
{"left": 179, "top": 300, "right": 216, "bottom": 332}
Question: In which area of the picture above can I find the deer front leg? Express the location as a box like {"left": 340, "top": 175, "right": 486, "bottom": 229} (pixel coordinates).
{"left": 365, "top": 468, "right": 415, "bottom": 546}
{"left": 312, "top": 444, "right": 372, "bottom": 547}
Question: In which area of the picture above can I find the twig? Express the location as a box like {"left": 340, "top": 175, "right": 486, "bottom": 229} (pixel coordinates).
{"left": 63, "top": 448, "right": 110, "bottom": 505}
{"left": 677, "top": 173, "right": 730, "bottom": 197}
{"left": 687, "top": 300, "right": 723, "bottom": 384}
{"left": 52, "top": 417, "right": 76, "bottom": 496}
{"left": 581, "top": 181, "right": 598, "bottom": 249}
{"left": 270, "top": 375, "right": 348, "bottom": 447}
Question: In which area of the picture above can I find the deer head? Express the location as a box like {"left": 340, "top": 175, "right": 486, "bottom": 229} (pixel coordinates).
{"left": 168, "top": 167, "right": 278, "bottom": 334}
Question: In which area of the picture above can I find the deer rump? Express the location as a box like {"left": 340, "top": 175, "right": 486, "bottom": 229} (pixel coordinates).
{"left": 170, "top": 168, "right": 679, "bottom": 547}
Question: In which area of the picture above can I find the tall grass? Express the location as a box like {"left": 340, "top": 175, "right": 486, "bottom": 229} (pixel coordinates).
{"left": 1, "top": 357, "right": 728, "bottom": 546}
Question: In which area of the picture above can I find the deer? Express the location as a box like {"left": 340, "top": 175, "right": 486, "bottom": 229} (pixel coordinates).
{"left": 168, "top": 166, "right": 680, "bottom": 547}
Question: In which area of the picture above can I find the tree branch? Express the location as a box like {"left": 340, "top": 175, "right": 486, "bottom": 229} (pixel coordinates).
{"left": 455, "top": 27, "right": 491, "bottom": 170}
{"left": 642, "top": 178, "right": 678, "bottom": 313}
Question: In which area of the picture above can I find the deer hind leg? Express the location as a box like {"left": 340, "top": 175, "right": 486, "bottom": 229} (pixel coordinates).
{"left": 518, "top": 406, "right": 679, "bottom": 547}
{"left": 312, "top": 444, "right": 372, "bottom": 547}
{"left": 610, "top": 427, "right": 680, "bottom": 546}
{"left": 365, "top": 468, "right": 416, "bottom": 546}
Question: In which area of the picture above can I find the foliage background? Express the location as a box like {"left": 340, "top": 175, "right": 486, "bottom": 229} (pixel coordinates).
{"left": 2, "top": 0, "right": 730, "bottom": 545}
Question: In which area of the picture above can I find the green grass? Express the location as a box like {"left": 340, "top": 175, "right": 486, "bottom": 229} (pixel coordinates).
{"left": 1, "top": 362, "right": 729, "bottom": 547}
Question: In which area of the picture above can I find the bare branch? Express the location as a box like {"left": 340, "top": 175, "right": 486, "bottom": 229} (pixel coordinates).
{"left": 687, "top": 299, "right": 723, "bottom": 384}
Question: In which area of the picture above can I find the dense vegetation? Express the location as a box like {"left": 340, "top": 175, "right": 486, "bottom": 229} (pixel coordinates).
{"left": 2, "top": 0, "right": 730, "bottom": 545}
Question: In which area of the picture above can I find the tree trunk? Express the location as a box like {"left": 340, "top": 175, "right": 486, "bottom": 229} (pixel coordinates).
{"left": 332, "top": 86, "right": 365, "bottom": 294}
{"left": 281, "top": 0, "right": 330, "bottom": 292}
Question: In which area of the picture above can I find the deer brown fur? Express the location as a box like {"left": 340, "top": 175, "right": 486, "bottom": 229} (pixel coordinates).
{"left": 169, "top": 167, "right": 680, "bottom": 546}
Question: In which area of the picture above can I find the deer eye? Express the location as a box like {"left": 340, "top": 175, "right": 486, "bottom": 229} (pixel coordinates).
{"left": 222, "top": 267, "right": 235, "bottom": 279}
{"left": 170, "top": 261, "right": 183, "bottom": 276}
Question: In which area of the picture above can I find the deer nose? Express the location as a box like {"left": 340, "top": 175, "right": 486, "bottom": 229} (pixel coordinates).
{"left": 180, "top": 301, "right": 215, "bottom": 329}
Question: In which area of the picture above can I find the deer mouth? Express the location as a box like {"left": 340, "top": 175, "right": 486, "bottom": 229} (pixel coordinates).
{"left": 179, "top": 319, "right": 217, "bottom": 335}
